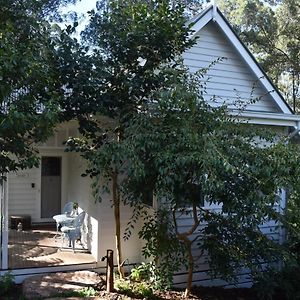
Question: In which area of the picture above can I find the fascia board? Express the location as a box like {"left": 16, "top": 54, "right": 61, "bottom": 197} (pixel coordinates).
{"left": 189, "top": 9, "right": 213, "bottom": 39}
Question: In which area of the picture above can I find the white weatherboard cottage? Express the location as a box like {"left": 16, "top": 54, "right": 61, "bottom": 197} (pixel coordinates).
{"left": 1, "top": 5, "right": 300, "bottom": 285}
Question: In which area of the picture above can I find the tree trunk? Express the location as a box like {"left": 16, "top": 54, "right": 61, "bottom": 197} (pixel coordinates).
{"left": 112, "top": 171, "right": 125, "bottom": 278}
{"left": 173, "top": 203, "right": 200, "bottom": 298}
{"left": 184, "top": 239, "right": 194, "bottom": 298}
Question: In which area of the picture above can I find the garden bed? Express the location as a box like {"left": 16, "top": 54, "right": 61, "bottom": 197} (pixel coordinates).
{"left": 2, "top": 270, "right": 283, "bottom": 300}
{"left": 5, "top": 282, "right": 264, "bottom": 300}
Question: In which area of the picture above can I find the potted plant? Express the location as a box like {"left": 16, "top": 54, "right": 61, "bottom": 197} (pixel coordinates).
{"left": 72, "top": 202, "right": 79, "bottom": 216}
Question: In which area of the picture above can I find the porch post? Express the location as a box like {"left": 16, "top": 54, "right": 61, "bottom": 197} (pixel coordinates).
{"left": 279, "top": 189, "right": 287, "bottom": 245}
{"left": 1, "top": 177, "right": 8, "bottom": 270}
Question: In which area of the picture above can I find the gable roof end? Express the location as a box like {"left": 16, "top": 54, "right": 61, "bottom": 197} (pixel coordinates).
{"left": 189, "top": 5, "right": 293, "bottom": 115}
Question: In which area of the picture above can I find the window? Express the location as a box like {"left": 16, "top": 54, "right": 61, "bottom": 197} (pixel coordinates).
{"left": 175, "top": 182, "right": 205, "bottom": 207}
{"left": 41, "top": 157, "right": 61, "bottom": 176}
{"left": 142, "top": 190, "right": 154, "bottom": 207}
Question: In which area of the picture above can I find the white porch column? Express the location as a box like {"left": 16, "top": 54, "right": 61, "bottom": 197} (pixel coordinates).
{"left": 279, "top": 189, "right": 287, "bottom": 245}
{"left": 0, "top": 179, "right": 2, "bottom": 269}
{"left": 1, "top": 177, "right": 8, "bottom": 270}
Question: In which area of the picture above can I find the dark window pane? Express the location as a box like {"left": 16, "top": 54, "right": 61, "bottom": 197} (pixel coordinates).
{"left": 143, "top": 190, "right": 153, "bottom": 207}
{"left": 41, "top": 157, "right": 61, "bottom": 176}
{"left": 175, "top": 183, "right": 205, "bottom": 207}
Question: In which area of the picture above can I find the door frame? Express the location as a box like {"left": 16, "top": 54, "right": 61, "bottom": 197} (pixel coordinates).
{"left": 37, "top": 150, "right": 68, "bottom": 223}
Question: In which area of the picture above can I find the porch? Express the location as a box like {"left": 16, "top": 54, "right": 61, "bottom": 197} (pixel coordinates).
{"left": 4, "top": 140, "right": 101, "bottom": 272}
{"left": 8, "top": 225, "right": 95, "bottom": 269}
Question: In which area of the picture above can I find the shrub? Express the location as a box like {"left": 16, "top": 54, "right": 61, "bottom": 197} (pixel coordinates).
{"left": 0, "top": 272, "right": 14, "bottom": 296}
{"left": 52, "top": 286, "right": 98, "bottom": 298}
{"left": 130, "top": 262, "right": 152, "bottom": 282}
{"left": 134, "top": 282, "right": 154, "bottom": 299}
{"left": 116, "top": 280, "right": 131, "bottom": 294}
{"left": 254, "top": 265, "right": 300, "bottom": 300}
{"left": 116, "top": 279, "right": 155, "bottom": 299}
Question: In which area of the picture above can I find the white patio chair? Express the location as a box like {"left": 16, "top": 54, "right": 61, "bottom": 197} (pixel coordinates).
{"left": 60, "top": 211, "right": 86, "bottom": 252}
{"left": 53, "top": 202, "right": 74, "bottom": 238}
{"left": 62, "top": 202, "right": 74, "bottom": 215}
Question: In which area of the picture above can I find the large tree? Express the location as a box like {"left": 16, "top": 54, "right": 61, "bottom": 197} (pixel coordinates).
{"left": 0, "top": 0, "right": 78, "bottom": 176}
{"left": 62, "top": 0, "right": 195, "bottom": 277}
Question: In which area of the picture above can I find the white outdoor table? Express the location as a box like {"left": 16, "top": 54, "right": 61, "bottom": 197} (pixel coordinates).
{"left": 53, "top": 214, "right": 75, "bottom": 238}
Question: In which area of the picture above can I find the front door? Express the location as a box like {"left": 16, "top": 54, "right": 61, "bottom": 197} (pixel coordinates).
{"left": 41, "top": 157, "right": 61, "bottom": 218}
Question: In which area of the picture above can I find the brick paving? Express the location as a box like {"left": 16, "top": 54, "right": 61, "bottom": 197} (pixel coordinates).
{"left": 9, "top": 229, "right": 95, "bottom": 268}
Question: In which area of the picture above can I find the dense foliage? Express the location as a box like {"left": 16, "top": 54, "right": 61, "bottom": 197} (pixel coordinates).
{"left": 0, "top": 0, "right": 78, "bottom": 176}
{"left": 5, "top": 0, "right": 298, "bottom": 296}
{"left": 60, "top": 0, "right": 300, "bottom": 295}
{"left": 254, "top": 190, "right": 300, "bottom": 299}
{"left": 122, "top": 63, "right": 300, "bottom": 295}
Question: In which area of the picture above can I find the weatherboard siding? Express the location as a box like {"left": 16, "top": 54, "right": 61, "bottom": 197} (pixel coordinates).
{"left": 8, "top": 168, "right": 39, "bottom": 222}
{"left": 183, "top": 21, "right": 280, "bottom": 113}
{"left": 173, "top": 203, "right": 281, "bottom": 287}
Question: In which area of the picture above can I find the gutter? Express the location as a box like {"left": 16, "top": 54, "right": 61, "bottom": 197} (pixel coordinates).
{"left": 289, "top": 120, "right": 300, "bottom": 139}
{"left": 230, "top": 111, "right": 300, "bottom": 127}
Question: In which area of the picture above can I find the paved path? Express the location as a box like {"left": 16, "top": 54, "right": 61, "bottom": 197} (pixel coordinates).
{"left": 46, "top": 298, "right": 103, "bottom": 300}
{"left": 22, "top": 270, "right": 104, "bottom": 299}
{"left": 46, "top": 298, "right": 99, "bottom": 300}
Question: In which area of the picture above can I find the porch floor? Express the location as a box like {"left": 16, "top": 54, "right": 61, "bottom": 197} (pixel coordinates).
{"left": 8, "top": 227, "right": 96, "bottom": 269}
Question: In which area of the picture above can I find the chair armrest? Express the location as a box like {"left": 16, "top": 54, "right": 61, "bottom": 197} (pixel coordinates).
{"left": 61, "top": 219, "right": 74, "bottom": 227}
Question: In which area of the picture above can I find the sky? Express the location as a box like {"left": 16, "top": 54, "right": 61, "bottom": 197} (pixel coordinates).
{"left": 68, "top": 0, "right": 97, "bottom": 14}
{"left": 62, "top": 0, "right": 215, "bottom": 32}
{"left": 60, "top": 0, "right": 97, "bottom": 33}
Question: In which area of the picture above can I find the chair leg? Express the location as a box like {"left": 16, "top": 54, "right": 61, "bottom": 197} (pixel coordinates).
{"left": 72, "top": 239, "right": 75, "bottom": 253}
{"left": 54, "top": 222, "right": 60, "bottom": 239}
{"left": 78, "top": 238, "right": 84, "bottom": 249}
{"left": 60, "top": 233, "right": 65, "bottom": 251}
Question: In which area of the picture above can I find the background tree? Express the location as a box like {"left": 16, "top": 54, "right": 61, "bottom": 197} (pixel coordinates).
{"left": 123, "top": 63, "right": 300, "bottom": 296}
{"left": 217, "top": 0, "right": 300, "bottom": 111}
{"left": 63, "top": 0, "right": 195, "bottom": 277}
{"left": 0, "top": 0, "right": 78, "bottom": 177}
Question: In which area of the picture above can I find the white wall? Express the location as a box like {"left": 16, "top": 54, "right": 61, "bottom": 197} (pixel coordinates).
{"left": 7, "top": 148, "right": 68, "bottom": 223}
{"left": 66, "top": 152, "right": 143, "bottom": 266}
{"left": 7, "top": 119, "right": 144, "bottom": 267}
{"left": 66, "top": 152, "right": 99, "bottom": 261}
{"left": 8, "top": 168, "right": 39, "bottom": 222}
{"left": 7, "top": 122, "right": 72, "bottom": 224}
